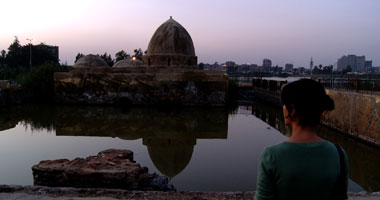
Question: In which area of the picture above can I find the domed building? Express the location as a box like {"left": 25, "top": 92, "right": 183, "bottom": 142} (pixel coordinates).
{"left": 54, "top": 17, "right": 228, "bottom": 106}
{"left": 143, "top": 17, "right": 197, "bottom": 67}
{"left": 113, "top": 59, "right": 142, "bottom": 68}
{"left": 74, "top": 54, "right": 109, "bottom": 68}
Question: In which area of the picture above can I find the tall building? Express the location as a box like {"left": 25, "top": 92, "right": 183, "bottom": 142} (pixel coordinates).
{"left": 35, "top": 44, "right": 59, "bottom": 63}
{"left": 263, "top": 59, "right": 272, "bottom": 72}
{"left": 263, "top": 59, "right": 272, "bottom": 68}
{"left": 310, "top": 57, "right": 313, "bottom": 70}
{"left": 285, "top": 64, "right": 294, "bottom": 72}
{"left": 365, "top": 60, "right": 373, "bottom": 71}
{"left": 337, "top": 55, "right": 367, "bottom": 72}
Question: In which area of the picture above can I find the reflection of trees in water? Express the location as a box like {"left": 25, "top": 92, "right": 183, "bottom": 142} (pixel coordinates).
{"left": 251, "top": 101, "right": 380, "bottom": 192}
{"left": 0, "top": 105, "right": 228, "bottom": 178}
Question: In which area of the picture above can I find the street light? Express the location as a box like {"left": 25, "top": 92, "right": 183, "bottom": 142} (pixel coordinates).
{"left": 26, "top": 38, "right": 34, "bottom": 69}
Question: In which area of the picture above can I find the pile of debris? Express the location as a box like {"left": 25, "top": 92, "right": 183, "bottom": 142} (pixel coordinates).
{"left": 32, "top": 149, "right": 175, "bottom": 191}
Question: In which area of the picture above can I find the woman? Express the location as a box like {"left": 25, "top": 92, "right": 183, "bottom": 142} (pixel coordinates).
{"left": 255, "top": 79, "right": 349, "bottom": 200}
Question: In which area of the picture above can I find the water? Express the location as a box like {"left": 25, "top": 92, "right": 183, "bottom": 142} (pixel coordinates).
{"left": 0, "top": 103, "right": 379, "bottom": 192}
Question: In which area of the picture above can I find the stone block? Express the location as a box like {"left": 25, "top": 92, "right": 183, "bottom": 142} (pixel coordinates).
{"left": 54, "top": 67, "right": 229, "bottom": 106}
{"left": 32, "top": 149, "right": 175, "bottom": 191}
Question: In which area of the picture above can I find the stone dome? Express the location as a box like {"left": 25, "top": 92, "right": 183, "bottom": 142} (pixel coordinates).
{"left": 74, "top": 54, "right": 109, "bottom": 68}
{"left": 113, "top": 59, "right": 142, "bottom": 67}
{"left": 143, "top": 17, "right": 197, "bottom": 67}
{"left": 147, "top": 17, "right": 195, "bottom": 56}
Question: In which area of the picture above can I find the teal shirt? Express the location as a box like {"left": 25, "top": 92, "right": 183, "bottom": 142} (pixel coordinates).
{"left": 255, "top": 141, "right": 349, "bottom": 200}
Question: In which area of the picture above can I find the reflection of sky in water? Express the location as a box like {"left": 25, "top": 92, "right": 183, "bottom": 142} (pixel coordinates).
{"left": 0, "top": 105, "right": 376, "bottom": 192}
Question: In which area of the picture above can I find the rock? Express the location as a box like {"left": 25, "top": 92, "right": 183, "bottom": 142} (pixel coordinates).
{"left": 32, "top": 149, "right": 175, "bottom": 191}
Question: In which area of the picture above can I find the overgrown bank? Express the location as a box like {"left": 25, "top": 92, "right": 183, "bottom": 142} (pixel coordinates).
{"left": 0, "top": 64, "right": 69, "bottom": 103}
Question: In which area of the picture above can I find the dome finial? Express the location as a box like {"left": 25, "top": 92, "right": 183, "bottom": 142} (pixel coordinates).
{"left": 170, "top": 16, "right": 172, "bottom": 19}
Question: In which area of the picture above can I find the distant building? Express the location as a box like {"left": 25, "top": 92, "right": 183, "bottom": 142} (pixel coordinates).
{"left": 337, "top": 55, "right": 371, "bottom": 72}
{"left": 365, "top": 60, "right": 373, "bottom": 71}
{"left": 263, "top": 59, "right": 272, "bottom": 68}
{"left": 285, "top": 64, "right": 294, "bottom": 72}
{"left": 271, "top": 65, "right": 283, "bottom": 74}
{"left": 35, "top": 44, "right": 59, "bottom": 63}
{"left": 225, "top": 61, "right": 236, "bottom": 67}
{"left": 371, "top": 66, "right": 380, "bottom": 74}
{"left": 227, "top": 65, "right": 237, "bottom": 74}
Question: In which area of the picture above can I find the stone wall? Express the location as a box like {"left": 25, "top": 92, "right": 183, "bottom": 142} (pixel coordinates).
{"left": 54, "top": 66, "right": 228, "bottom": 106}
{"left": 252, "top": 78, "right": 380, "bottom": 147}
{"left": 252, "top": 78, "right": 287, "bottom": 107}
{"left": 323, "top": 90, "right": 380, "bottom": 147}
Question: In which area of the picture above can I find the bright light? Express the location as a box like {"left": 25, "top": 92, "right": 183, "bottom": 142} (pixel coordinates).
{"left": 132, "top": 56, "right": 136, "bottom": 61}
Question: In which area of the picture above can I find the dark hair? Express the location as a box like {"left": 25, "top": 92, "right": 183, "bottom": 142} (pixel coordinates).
{"left": 280, "top": 79, "right": 334, "bottom": 126}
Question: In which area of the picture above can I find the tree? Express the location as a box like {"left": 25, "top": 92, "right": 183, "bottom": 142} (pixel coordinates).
{"left": 115, "top": 50, "right": 130, "bottom": 62}
{"left": 342, "top": 66, "right": 352, "bottom": 75}
{"left": 75, "top": 53, "right": 84, "bottom": 63}
{"left": 100, "top": 52, "right": 114, "bottom": 66}
{"left": 198, "top": 62, "right": 204, "bottom": 70}
{"left": 312, "top": 66, "right": 322, "bottom": 74}
{"left": 8, "top": 36, "right": 21, "bottom": 53}
{"left": 0, "top": 50, "right": 6, "bottom": 67}
{"left": 3, "top": 37, "right": 59, "bottom": 68}
{"left": 322, "top": 65, "right": 333, "bottom": 74}
{"left": 5, "top": 36, "right": 23, "bottom": 67}
{"left": 133, "top": 48, "right": 144, "bottom": 60}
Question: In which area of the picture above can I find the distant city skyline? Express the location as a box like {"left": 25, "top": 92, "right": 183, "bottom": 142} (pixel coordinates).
{"left": 1, "top": 0, "right": 379, "bottom": 67}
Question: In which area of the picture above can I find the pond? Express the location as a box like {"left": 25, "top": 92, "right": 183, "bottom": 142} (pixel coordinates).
{"left": 0, "top": 103, "right": 379, "bottom": 192}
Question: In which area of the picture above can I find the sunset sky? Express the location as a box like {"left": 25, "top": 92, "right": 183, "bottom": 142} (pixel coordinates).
{"left": 1, "top": 0, "right": 379, "bottom": 67}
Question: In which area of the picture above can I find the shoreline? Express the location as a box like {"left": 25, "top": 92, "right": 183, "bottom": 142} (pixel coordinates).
{"left": 0, "top": 185, "right": 379, "bottom": 200}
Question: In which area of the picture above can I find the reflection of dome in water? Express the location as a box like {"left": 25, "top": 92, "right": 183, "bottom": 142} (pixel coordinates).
{"left": 74, "top": 54, "right": 109, "bottom": 68}
{"left": 145, "top": 138, "right": 195, "bottom": 178}
{"left": 113, "top": 59, "right": 142, "bottom": 67}
{"left": 143, "top": 17, "right": 197, "bottom": 66}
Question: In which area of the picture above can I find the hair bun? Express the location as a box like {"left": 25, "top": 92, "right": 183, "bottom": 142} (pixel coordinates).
{"left": 323, "top": 95, "right": 334, "bottom": 111}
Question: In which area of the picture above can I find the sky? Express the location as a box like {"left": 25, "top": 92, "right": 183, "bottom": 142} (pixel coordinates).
{"left": 1, "top": 0, "right": 379, "bottom": 67}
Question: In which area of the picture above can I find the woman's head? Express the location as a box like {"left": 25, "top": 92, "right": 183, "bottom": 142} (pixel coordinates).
{"left": 280, "top": 79, "right": 334, "bottom": 127}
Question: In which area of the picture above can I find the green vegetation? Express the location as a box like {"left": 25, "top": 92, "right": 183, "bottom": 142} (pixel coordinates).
{"left": 0, "top": 36, "right": 69, "bottom": 101}
{"left": 0, "top": 64, "right": 69, "bottom": 100}
{"left": 0, "top": 36, "right": 59, "bottom": 68}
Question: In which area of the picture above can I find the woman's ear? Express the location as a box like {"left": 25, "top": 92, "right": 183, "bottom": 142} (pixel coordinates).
{"left": 321, "top": 110, "right": 329, "bottom": 118}
{"left": 283, "top": 104, "right": 295, "bottom": 118}
{"left": 283, "top": 105, "right": 289, "bottom": 118}
{"left": 287, "top": 104, "right": 296, "bottom": 118}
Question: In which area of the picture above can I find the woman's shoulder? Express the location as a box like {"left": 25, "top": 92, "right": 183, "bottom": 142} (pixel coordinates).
{"left": 264, "top": 140, "right": 339, "bottom": 156}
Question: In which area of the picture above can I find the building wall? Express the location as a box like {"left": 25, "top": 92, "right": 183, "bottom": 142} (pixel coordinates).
{"left": 54, "top": 66, "right": 229, "bottom": 106}
{"left": 263, "top": 59, "right": 272, "bottom": 68}
{"left": 337, "top": 55, "right": 366, "bottom": 72}
{"left": 323, "top": 90, "right": 380, "bottom": 147}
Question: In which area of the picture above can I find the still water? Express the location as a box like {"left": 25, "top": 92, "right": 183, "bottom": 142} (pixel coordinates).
{"left": 0, "top": 103, "right": 379, "bottom": 192}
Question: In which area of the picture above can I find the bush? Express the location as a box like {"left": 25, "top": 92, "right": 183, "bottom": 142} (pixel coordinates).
{"left": 0, "top": 64, "right": 69, "bottom": 101}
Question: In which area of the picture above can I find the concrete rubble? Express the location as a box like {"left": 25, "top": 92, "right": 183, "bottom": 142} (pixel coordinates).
{"left": 32, "top": 149, "right": 175, "bottom": 191}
